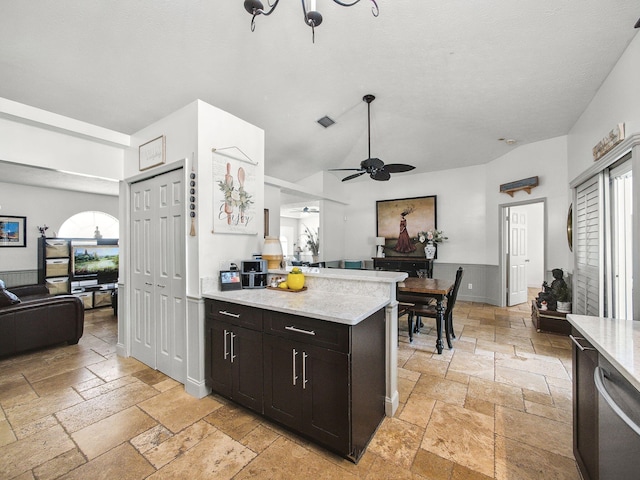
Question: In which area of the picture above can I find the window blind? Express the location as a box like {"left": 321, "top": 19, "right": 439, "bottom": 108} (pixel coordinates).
{"left": 574, "top": 173, "right": 602, "bottom": 316}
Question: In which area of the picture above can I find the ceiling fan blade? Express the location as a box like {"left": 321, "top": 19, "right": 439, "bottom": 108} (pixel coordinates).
{"left": 342, "top": 171, "right": 367, "bottom": 182}
{"left": 329, "top": 168, "right": 364, "bottom": 172}
{"left": 371, "top": 170, "right": 391, "bottom": 181}
{"left": 384, "top": 163, "right": 416, "bottom": 173}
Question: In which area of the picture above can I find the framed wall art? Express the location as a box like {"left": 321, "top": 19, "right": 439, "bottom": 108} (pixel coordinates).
{"left": 139, "top": 135, "right": 165, "bottom": 171}
{"left": 0, "top": 215, "right": 27, "bottom": 247}
{"left": 376, "top": 195, "right": 436, "bottom": 257}
{"left": 212, "top": 149, "right": 258, "bottom": 235}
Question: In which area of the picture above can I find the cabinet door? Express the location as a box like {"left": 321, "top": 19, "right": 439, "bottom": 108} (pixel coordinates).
{"left": 303, "top": 343, "right": 350, "bottom": 453}
{"left": 232, "top": 326, "right": 263, "bottom": 413}
{"left": 263, "top": 334, "right": 304, "bottom": 430}
{"left": 207, "top": 320, "right": 233, "bottom": 398}
{"left": 571, "top": 330, "right": 599, "bottom": 480}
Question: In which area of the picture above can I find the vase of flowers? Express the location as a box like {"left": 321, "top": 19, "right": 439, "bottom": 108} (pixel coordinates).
{"left": 416, "top": 229, "right": 447, "bottom": 259}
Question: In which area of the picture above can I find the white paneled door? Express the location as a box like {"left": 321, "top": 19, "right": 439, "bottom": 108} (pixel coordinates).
{"left": 508, "top": 208, "right": 528, "bottom": 306}
{"left": 130, "top": 168, "right": 186, "bottom": 382}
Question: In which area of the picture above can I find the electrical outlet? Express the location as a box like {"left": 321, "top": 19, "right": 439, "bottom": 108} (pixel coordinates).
{"left": 468, "top": 283, "right": 473, "bottom": 290}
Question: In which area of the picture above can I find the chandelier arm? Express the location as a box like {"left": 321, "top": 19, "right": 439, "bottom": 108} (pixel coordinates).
{"left": 330, "top": 0, "right": 362, "bottom": 6}
{"left": 260, "top": 0, "right": 281, "bottom": 16}
{"left": 331, "top": 0, "right": 379, "bottom": 17}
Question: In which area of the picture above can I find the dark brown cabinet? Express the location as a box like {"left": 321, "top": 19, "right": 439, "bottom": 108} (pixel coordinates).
{"left": 205, "top": 301, "right": 263, "bottom": 414}
{"left": 263, "top": 326, "right": 350, "bottom": 454}
{"left": 204, "top": 298, "right": 386, "bottom": 462}
{"left": 571, "top": 328, "right": 598, "bottom": 480}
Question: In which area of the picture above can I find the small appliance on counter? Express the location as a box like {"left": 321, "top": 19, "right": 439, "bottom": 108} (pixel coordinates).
{"left": 241, "top": 259, "right": 268, "bottom": 288}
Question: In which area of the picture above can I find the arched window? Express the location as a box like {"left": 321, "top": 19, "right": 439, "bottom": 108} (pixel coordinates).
{"left": 58, "top": 211, "right": 119, "bottom": 239}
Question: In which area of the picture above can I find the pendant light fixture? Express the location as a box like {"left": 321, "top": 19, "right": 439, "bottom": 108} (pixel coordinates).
{"left": 243, "top": 0, "right": 379, "bottom": 43}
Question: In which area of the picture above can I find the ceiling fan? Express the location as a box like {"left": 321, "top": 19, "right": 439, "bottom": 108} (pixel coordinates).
{"left": 330, "top": 94, "right": 415, "bottom": 182}
{"left": 292, "top": 206, "right": 319, "bottom": 214}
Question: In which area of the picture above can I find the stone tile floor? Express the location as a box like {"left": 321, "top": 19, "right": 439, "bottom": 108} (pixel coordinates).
{"left": 0, "top": 294, "right": 580, "bottom": 479}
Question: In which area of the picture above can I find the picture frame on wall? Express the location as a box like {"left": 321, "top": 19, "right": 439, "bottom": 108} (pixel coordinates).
{"left": 0, "top": 215, "right": 27, "bottom": 247}
{"left": 211, "top": 148, "right": 259, "bottom": 235}
{"left": 376, "top": 195, "right": 436, "bottom": 258}
{"left": 139, "top": 135, "right": 165, "bottom": 171}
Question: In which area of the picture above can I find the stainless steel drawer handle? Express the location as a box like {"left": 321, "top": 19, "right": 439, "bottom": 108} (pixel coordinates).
{"left": 285, "top": 326, "right": 316, "bottom": 336}
{"left": 569, "top": 334, "right": 595, "bottom": 351}
{"left": 292, "top": 349, "right": 298, "bottom": 386}
{"left": 219, "top": 310, "right": 241, "bottom": 318}
{"left": 302, "top": 352, "right": 308, "bottom": 389}
{"left": 594, "top": 366, "right": 640, "bottom": 437}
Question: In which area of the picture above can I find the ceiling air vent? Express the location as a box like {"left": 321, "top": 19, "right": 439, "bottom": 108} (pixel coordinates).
{"left": 317, "top": 116, "right": 335, "bottom": 128}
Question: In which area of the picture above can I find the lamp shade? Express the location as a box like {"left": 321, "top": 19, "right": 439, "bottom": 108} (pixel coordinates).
{"left": 262, "top": 236, "right": 283, "bottom": 269}
{"left": 375, "top": 236, "right": 385, "bottom": 245}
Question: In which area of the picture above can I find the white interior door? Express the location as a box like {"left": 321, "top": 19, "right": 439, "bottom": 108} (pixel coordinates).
{"left": 131, "top": 178, "right": 155, "bottom": 367}
{"left": 130, "top": 168, "right": 186, "bottom": 382}
{"left": 508, "top": 207, "right": 528, "bottom": 306}
{"left": 155, "top": 171, "right": 186, "bottom": 380}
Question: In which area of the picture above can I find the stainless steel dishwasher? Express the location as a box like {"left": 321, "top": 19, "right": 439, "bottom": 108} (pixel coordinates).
{"left": 595, "top": 355, "right": 640, "bottom": 479}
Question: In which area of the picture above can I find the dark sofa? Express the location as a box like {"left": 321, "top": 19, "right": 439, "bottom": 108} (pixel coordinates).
{"left": 0, "top": 282, "right": 84, "bottom": 357}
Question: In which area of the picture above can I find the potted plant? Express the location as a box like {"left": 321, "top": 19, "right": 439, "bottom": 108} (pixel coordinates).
{"left": 302, "top": 225, "right": 319, "bottom": 262}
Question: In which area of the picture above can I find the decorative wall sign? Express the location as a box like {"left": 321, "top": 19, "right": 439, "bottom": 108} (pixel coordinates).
{"left": 0, "top": 215, "right": 27, "bottom": 247}
{"left": 376, "top": 196, "right": 436, "bottom": 258}
{"left": 139, "top": 135, "right": 165, "bottom": 171}
{"left": 500, "top": 176, "right": 539, "bottom": 197}
{"left": 212, "top": 149, "right": 258, "bottom": 235}
{"left": 593, "top": 123, "right": 625, "bottom": 161}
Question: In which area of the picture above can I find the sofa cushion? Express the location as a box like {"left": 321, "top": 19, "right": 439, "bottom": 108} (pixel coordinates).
{"left": 0, "top": 280, "right": 21, "bottom": 306}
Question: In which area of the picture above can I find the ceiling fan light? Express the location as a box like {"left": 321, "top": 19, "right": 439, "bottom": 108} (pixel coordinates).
{"left": 244, "top": 0, "right": 264, "bottom": 14}
{"left": 305, "top": 10, "right": 323, "bottom": 27}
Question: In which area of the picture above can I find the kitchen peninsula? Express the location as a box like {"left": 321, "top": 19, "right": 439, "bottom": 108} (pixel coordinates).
{"left": 202, "top": 267, "right": 407, "bottom": 461}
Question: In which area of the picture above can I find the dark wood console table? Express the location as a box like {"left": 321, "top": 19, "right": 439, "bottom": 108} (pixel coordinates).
{"left": 373, "top": 256, "right": 432, "bottom": 278}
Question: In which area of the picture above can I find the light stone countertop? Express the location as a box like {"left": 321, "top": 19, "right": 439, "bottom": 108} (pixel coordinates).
{"left": 568, "top": 314, "right": 640, "bottom": 391}
{"left": 202, "top": 267, "right": 406, "bottom": 325}
{"left": 202, "top": 288, "right": 389, "bottom": 325}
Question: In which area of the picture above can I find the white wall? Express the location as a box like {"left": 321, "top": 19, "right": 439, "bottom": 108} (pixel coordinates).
{"left": 196, "top": 100, "right": 265, "bottom": 283}
{"left": 0, "top": 117, "right": 124, "bottom": 180}
{"left": 0, "top": 181, "right": 118, "bottom": 271}
{"left": 568, "top": 32, "right": 640, "bottom": 181}
{"left": 485, "top": 136, "right": 570, "bottom": 271}
{"left": 338, "top": 164, "right": 488, "bottom": 265}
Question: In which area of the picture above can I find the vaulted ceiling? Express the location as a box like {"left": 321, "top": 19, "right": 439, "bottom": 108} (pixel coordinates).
{"left": 1, "top": 1, "right": 638, "bottom": 185}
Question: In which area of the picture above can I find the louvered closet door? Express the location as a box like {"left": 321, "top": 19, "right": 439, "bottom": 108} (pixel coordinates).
{"left": 130, "top": 168, "right": 186, "bottom": 382}
{"left": 574, "top": 174, "right": 603, "bottom": 316}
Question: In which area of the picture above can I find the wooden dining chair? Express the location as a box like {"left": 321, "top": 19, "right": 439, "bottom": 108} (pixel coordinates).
{"left": 408, "top": 267, "right": 464, "bottom": 346}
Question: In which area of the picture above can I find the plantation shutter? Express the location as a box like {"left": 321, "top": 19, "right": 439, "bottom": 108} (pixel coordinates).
{"left": 574, "top": 173, "right": 603, "bottom": 316}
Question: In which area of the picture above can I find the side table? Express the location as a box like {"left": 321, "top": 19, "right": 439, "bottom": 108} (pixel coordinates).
{"left": 531, "top": 300, "right": 570, "bottom": 335}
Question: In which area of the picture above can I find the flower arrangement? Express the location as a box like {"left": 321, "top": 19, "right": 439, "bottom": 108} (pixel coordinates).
{"left": 302, "top": 225, "right": 319, "bottom": 256}
{"left": 416, "top": 229, "right": 448, "bottom": 244}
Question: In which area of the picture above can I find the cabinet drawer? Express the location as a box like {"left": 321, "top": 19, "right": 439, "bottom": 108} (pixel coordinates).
{"left": 46, "top": 258, "right": 69, "bottom": 277}
{"left": 45, "top": 239, "right": 70, "bottom": 258}
{"left": 45, "top": 277, "right": 69, "bottom": 295}
{"left": 75, "top": 292, "right": 93, "bottom": 309}
{"left": 206, "top": 299, "right": 262, "bottom": 331}
{"left": 93, "top": 290, "right": 113, "bottom": 307}
{"left": 264, "top": 310, "right": 349, "bottom": 352}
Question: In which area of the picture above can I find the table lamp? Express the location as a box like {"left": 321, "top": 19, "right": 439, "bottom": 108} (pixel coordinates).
{"left": 375, "top": 237, "right": 385, "bottom": 257}
{"left": 262, "top": 236, "right": 283, "bottom": 269}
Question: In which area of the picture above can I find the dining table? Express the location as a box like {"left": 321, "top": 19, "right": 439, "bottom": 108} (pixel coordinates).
{"left": 398, "top": 277, "right": 454, "bottom": 354}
